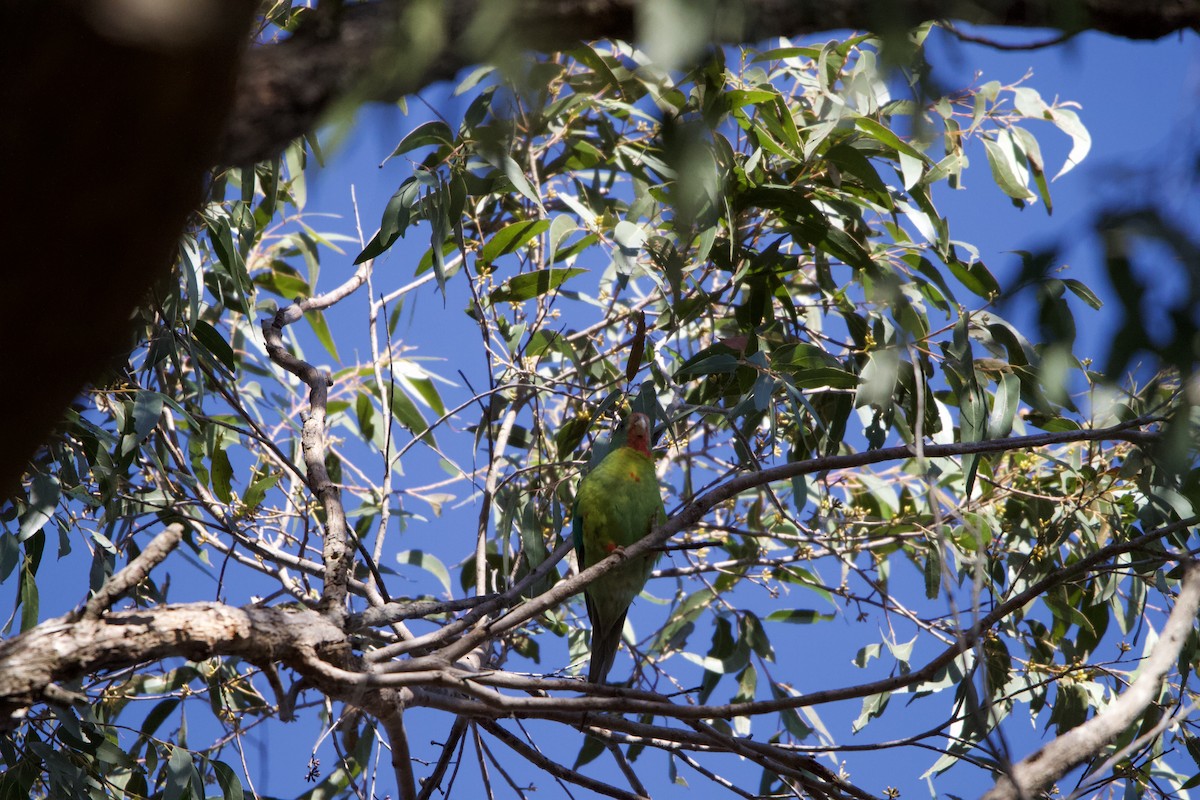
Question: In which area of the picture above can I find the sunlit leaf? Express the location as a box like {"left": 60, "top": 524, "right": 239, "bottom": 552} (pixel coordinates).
{"left": 488, "top": 268, "right": 585, "bottom": 305}
{"left": 396, "top": 550, "right": 452, "bottom": 596}
{"left": 382, "top": 121, "right": 454, "bottom": 165}
{"left": 480, "top": 219, "right": 550, "bottom": 265}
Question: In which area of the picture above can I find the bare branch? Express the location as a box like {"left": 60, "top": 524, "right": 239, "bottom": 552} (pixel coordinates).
{"left": 433, "top": 419, "right": 1162, "bottom": 664}
{"left": 349, "top": 596, "right": 498, "bottom": 631}
{"left": 261, "top": 261, "right": 373, "bottom": 620}
{"left": 0, "top": 603, "right": 345, "bottom": 728}
{"left": 417, "top": 716, "right": 469, "bottom": 800}
{"left": 381, "top": 709, "right": 419, "bottom": 800}
{"left": 80, "top": 523, "right": 184, "bottom": 620}
{"left": 981, "top": 562, "right": 1200, "bottom": 800}
{"left": 478, "top": 720, "right": 647, "bottom": 800}
{"left": 603, "top": 738, "right": 650, "bottom": 799}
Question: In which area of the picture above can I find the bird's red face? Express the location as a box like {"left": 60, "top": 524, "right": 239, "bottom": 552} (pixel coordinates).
{"left": 627, "top": 413, "right": 652, "bottom": 455}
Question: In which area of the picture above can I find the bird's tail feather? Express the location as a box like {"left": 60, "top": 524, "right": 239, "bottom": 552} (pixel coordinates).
{"left": 587, "top": 611, "right": 629, "bottom": 684}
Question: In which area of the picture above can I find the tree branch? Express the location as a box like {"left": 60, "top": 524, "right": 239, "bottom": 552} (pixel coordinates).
{"left": 380, "top": 708, "right": 419, "bottom": 800}
{"left": 291, "top": 513, "right": 1194, "bottom": 742}
{"left": 0, "top": 602, "right": 345, "bottom": 728}
{"left": 261, "top": 261, "right": 372, "bottom": 620}
{"left": 416, "top": 716, "right": 469, "bottom": 800}
{"left": 218, "top": 0, "right": 1200, "bottom": 166}
{"left": 80, "top": 523, "right": 184, "bottom": 621}
{"left": 431, "top": 419, "right": 1160, "bottom": 665}
{"left": 478, "top": 720, "right": 647, "bottom": 800}
{"left": 981, "top": 561, "right": 1200, "bottom": 800}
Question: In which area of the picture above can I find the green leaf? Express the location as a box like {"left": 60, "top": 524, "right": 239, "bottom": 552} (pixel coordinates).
{"left": 382, "top": 121, "right": 454, "bottom": 164}
{"left": 572, "top": 735, "right": 606, "bottom": 770}
{"left": 396, "top": 550, "right": 452, "bottom": 595}
{"left": 1011, "top": 125, "right": 1050, "bottom": 212}
{"left": 388, "top": 382, "right": 434, "bottom": 443}
{"left": 855, "top": 348, "right": 900, "bottom": 413}
{"left": 454, "top": 64, "right": 495, "bottom": 96}
{"left": 1063, "top": 278, "right": 1102, "bottom": 310}
{"left": 924, "top": 544, "right": 941, "bottom": 600}
{"left": 826, "top": 143, "right": 891, "bottom": 199}
{"left": 283, "top": 142, "right": 307, "bottom": 210}
{"left": 404, "top": 375, "right": 447, "bottom": 416}
{"left": 947, "top": 257, "right": 1000, "bottom": 300}
{"left": 0, "top": 534, "right": 18, "bottom": 582}
{"left": 211, "top": 444, "right": 234, "bottom": 504}
{"left": 18, "top": 562, "right": 39, "bottom": 632}
{"left": 854, "top": 643, "right": 882, "bottom": 668}
{"left": 740, "top": 613, "right": 774, "bottom": 660}
{"left": 1047, "top": 106, "right": 1091, "bottom": 179}
{"left": 502, "top": 155, "right": 542, "bottom": 209}
{"left": 211, "top": 760, "right": 245, "bottom": 800}
{"left": 1048, "top": 681, "right": 1089, "bottom": 736}
{"left": 982, "top": 131, "right": 1035, "bottom": 201}
{"left": 1011, "top": 86, "right": 1048, "bottom": 119}
{"left": 242, "top": 472, "right": 280, "bottom": 512}
{"left": 164, "top": 746, "right": 196, "bottom": 800}
{"left": 769, "top": 682, "right": 814, "bottom": 740}
{"left": 138, "top": 699, "right": 181, "bottom": 743}
{"left": 852, "top": 692, "right": 889, "bottom": 733}
{"left": 307, "top": 309, "right": 340, "bottom": 362}
{"left": 356, "top": 177, "right": 421, "bottom": 263}
{"left": 547, "top": 214, "right": 576, "bottom": 261}
{"left": 854, "top": 116, "right": 927, "bottom": 161}
{"left": 132, "top": 392, "right": 165, "bottom": 442}
{"left": 18, "top": 474, "right": 59, "bottom": 542}
{"left": 765, "top": 609, "right": 836, "bottom": 624}
{"left": 192, "top": 320, "right": 237, "bottom": 373}
{"left": 986, "top": 372, "right": 1020, "bottom": 439}
{"left": 480, "top": 219, "right": 550, "bottom": 265}
{"left": 948, "top": 316, "right": 986, "bottom": 496}
{"left": 818, "top": 226, "right": 873, "bottom": 270}
{"left": 488, "top": 268, "right": 585, "bottom": 305}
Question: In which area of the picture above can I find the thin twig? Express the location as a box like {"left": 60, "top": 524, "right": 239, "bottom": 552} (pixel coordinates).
{"left": 603, "top": 739, "right": 649, "bottom": 799}
{"left": 942, "top": 23, "right": 1076, "bottom": 51}
{"left": 478, "top": 720, "right": 646, "bottom": 800}
{"left": 416, "top": 716, "right": 469, "bottom": 800}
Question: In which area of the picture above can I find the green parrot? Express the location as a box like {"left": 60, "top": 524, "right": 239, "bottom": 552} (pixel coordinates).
{"left": 572, "top": 412, "right": 666, "bottom": 683}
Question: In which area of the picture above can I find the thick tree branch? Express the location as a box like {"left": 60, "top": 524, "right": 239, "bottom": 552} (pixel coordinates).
{"left": 218, "top": 0, "right": 1200, "bottom": 165}
{"left": 0, "top": 602, "right": 345, "bottom": 728}
{"left": 380, "top": 708, "right": 419, "bottom": 800}
{"left": 6, "top": 0, "right": 1194, "bottom": 502}
{"left": 0, "top": 0, "right": 256, "bottom": 497}
{"left": 981, "top": 562, "right": 1200, "bottom": 800}
{"left": 327, "top": 515, "right": 1194, "bottom": 725}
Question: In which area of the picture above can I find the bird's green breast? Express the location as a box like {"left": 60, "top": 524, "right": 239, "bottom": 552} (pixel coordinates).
{"left": 573, "top": 446, "right": 664, "bottom": 571}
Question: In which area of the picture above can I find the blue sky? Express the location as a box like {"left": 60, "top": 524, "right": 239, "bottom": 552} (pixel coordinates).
{"left": 238, "top": 27, "right": 1200, "bottom": 799}
{"left": 7, "top": 23, "right": 1198, "bottom": 800}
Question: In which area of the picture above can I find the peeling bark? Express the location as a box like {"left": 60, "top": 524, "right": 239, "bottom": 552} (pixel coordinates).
{"left": 0, "top": 602, "right": 345, "bottom": 727}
